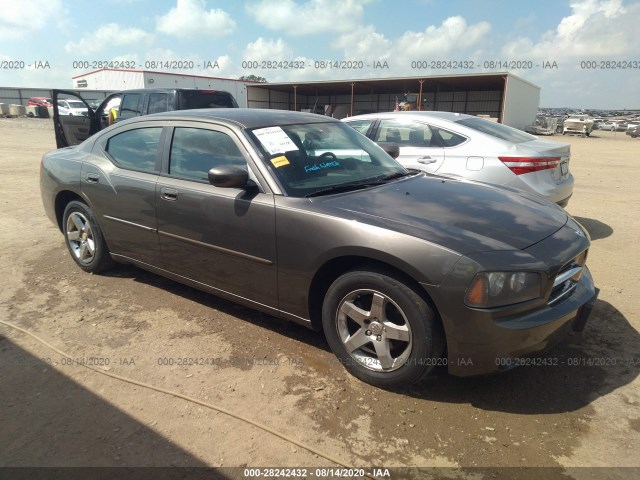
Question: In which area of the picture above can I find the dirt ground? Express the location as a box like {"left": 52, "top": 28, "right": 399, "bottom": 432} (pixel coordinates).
{"left": 0, "top": 117, "right": 639, "bottom": 479}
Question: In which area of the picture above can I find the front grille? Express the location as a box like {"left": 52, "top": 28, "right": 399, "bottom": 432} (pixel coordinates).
{"left": 548, "top": 250, "right": 588, "bottom": 305}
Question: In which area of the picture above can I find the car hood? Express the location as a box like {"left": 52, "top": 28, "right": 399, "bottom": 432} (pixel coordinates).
{"left": 312, "top": 174, "right": 568, "bottom": 254}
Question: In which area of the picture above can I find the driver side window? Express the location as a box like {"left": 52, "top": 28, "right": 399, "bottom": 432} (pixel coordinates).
{"left": 169, "top": 128, "right": 247, "bottom": 182}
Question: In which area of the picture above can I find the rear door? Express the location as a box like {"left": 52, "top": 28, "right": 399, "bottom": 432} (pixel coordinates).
{"left": 52, "top": 90, "right": 99, "bottom": 148}
{"left": 84, "top": 125, "right": 164, "bottom": 265}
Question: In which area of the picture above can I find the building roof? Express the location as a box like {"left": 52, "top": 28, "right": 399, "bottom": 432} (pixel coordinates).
{"left": 245, "top": 72, "right": 539, "bottom": 96}
{"left": 72, "top": 68, "right": 262, "bottom": 84}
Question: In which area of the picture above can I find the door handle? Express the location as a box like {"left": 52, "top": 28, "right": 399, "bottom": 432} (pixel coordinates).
{"left": 160, "top": 187, "right": 178, "bottom": 201}
{"left": 86, "top": 173, "right": 99, "bottom": 183}
{"left": 417, "top": 156, "right": 437, "bottom": 164}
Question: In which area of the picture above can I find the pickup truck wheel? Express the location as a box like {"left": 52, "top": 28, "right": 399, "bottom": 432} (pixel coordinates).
{"left": 322, "top": 269, "right": 443, "bottom": 389}
{"left": 63, "top": 201, "right": 114, "bottom": 273}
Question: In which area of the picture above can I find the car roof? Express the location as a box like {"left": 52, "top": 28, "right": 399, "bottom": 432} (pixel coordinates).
{"left": 113, "top": 88, "right": 234, "bottom": 94}
{"left": 129, "top": 108, "right": 339, "bottom": 129}
{"left": 345, "top": 111, "right": 476, "bottom": 125}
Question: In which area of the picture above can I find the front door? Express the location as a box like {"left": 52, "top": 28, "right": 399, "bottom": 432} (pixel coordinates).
{"left": 156, "top": 125, "right": 278, "bottom": 308}
{"left": 372, "top": 118, "right": 445, "bottom": 173}
{"left": 52, "top": 90, "right": 98, "bottom": 148}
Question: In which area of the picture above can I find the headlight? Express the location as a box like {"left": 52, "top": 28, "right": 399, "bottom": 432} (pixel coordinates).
{"left": 465, "top": 272, "right": 541, "bottom": 308}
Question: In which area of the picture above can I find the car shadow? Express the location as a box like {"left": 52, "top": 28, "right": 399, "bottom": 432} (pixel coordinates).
{"left": 104, "top": 265, "right": 329, "bottom": 351}
{"left": 407, "top": 299, "right": 640, "bottom": 414}
{"left": 106, "top": 266, "right": 639, "bottom": 415}
{"left": 0, "top": 336, "right": 232, "bottom": 478}
{"left": 572, "top": 216, "right": 614, "bottom": 241}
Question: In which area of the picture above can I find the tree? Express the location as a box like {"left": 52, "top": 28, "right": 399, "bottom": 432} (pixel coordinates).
{"left": 239, "top": 75, "right": 267, "bottom": 83}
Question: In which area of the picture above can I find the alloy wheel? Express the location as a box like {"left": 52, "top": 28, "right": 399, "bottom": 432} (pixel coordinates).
{"left": 66, "top": 212, "right": 96, "bottom": 264}
{"left": 335, "top": 289, "right": 412, "bottom": 372}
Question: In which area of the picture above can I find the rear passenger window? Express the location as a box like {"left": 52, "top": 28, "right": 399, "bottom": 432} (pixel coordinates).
{"left": 148, "top": 93, "right": 169, "bottom": 114}
{"left": 119, "top": 94, "right": 143, "bottom": 119}
{"left": 432, "top": 127, "right": 466, "bottom": 147}
{"left": 169, "top": 128, "right": 246, "bottom": 182}
{"left": 106, "top": 128, "right": 162, "bottom": 173}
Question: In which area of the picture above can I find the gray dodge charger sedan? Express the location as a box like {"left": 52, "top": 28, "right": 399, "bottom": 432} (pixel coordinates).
{"left": 40, "top": 109, "right": 598, "bottom": 389}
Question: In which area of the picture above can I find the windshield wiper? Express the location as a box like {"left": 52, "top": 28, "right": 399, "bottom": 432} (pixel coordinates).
{"left": 305, "top": 171, "right": 414, "bottom": 198}
{"left": 305, "top": 182, "right": 380, "bottom": 197}
{"left": 378, "top": 171, "right": 415, "bottom": 181}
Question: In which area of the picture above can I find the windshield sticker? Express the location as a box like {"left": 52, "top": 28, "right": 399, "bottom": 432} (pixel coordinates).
{"left": 253, "top": 126, "right": 299, "bottom": 155}
{"left": 271, "top": 155, "right": 290, "bottom": 168}
{"left": 304, "top": 161, "right": 341, "bottom": 173}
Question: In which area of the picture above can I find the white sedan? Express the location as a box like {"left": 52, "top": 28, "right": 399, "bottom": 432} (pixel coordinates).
{"left": 343, "top": 111, "right": 574, "bottom": 207}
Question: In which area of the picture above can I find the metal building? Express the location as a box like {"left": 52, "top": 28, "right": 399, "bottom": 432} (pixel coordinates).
{"left": 246, "top": 72, "right": 540, "bottom": 130}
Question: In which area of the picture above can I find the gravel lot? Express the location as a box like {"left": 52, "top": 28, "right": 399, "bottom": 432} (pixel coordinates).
{"left": 0, "top": 117, "right": 639, "bottom": 478}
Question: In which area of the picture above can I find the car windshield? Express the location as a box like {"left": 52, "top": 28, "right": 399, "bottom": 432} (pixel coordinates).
{"left": 247, "top": 121, "right": 409, "bottom": 197}
{"left": 67, "top": 100, "right": 86, "bottom": 108}
{"left": 455, "top": 117, "right": 537, "bottom": 143}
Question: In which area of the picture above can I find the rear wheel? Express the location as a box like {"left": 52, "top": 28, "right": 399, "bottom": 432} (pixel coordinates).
{"left": 322, "top": 269, "right": 443, "bottom": 389}
{"left": 63, "top": 201, "right": 114, "bottom": 273}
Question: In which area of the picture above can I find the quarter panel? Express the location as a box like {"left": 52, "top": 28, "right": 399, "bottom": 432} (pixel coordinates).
{"left": 274, "top": 197, "right": 462, "bottom": 320}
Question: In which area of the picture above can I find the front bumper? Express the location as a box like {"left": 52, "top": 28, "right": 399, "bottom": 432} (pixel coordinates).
{"left": 445, "top": 267, "right": 598, "bottom": 376}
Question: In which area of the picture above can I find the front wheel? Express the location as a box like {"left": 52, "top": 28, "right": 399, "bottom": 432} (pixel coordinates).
{"left": 63, "top": 201, "right": 114, "bottom": 273}
{"left": 322, "top": 269, "right": 443, "bottom": 389}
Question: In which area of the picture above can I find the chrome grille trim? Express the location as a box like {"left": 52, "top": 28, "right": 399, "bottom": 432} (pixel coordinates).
{"left": 553, "top": 266, "right": 583, "bottom": 287}
{"left": 549, "top": 281, "right": 577, "bottom": 305}
{"left": 548, "top": 251, "right": 588, "bottom": 306}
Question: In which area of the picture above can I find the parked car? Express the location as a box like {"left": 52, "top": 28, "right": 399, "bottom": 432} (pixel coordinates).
{"left": 626, "top": 125, "right": 640, "bottom": 138}
{"left": 40, "top": 109, "right": 598, "bottom": 389}
{"left": 27, "top": 96, "right": 53, "bottom": 107}
{"left": 52, "top": 88, "right": 239, "bottom": 148}
{"left": 601, "top": 121, "right": 627, "bottom": 132}
{"left": 343, "top": 112, "right": 574, "bottom": 207}
{"left": 57, "top": 99, "right": 89, "bottom": 116}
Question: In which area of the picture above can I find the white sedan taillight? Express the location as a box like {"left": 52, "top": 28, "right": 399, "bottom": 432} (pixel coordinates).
{"left": 498, "top": 156, "right": 561, "bottom": 175}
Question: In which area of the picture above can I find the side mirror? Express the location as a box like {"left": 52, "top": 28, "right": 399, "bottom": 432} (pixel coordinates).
{"left": 208, "top": 165, "right": 249, "bottom": 188}
{"left": 382, "top": 144, "right": 400, "bottom": 159}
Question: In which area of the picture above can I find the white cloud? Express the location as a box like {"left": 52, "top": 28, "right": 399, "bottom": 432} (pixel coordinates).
{"left": 243, "top": 37, "right": 293, "bottom": 61}
{"left": 65, "top": 24, "right": 154, "bottom": 54}
{"left": 0, "top": 0, "right": 63, "bottom": 39}
{"left": 395, "top": 16, "right": 491, "bottom": 57}
{"left": 333, "top": 25, "right": 392, "bottom": 60}
{"left": 157, "top": 0, "right": 235, "bottom": 38}
{"left": 208, "top": 55, "right": 235, "bottom": 74}
{"left": 501, "top": 0, "right": 635, "bottom": 58}
{"left": 246, "top": 0, "right": 372, "bottom": 35}
{"left": 330, "top": 16, "right": 491, "bottom": 72}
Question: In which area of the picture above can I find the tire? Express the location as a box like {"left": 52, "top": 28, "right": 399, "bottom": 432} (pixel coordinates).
{"left": 322, "top": 269, "right": 443, "bottom": 389}
{"left": 62, "top": 201, "right": 114, "bottom": 273}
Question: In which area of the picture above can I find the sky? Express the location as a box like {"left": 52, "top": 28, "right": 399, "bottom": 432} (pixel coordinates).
{"left": 0, "top": 0, "right": 638, "bottom": 109}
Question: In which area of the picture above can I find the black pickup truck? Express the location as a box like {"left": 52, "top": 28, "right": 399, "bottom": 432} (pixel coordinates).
{"left": 53, "top": 88, "right": 239, "bottom": 148}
